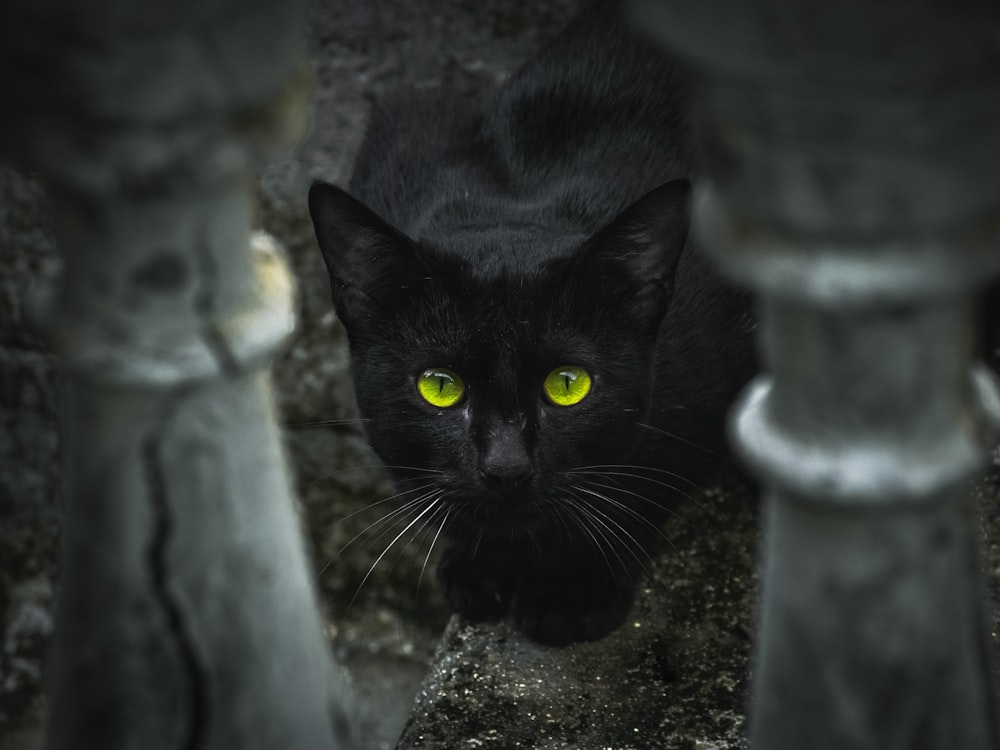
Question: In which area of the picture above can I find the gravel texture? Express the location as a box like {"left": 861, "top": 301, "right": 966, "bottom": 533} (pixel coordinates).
{"left": 397, "top": 484, "right": 758, "bottom": 750}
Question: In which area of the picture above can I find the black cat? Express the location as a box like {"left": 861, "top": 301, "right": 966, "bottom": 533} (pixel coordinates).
{"left": 308, "top": 0, "right": 756, "bottom": 645}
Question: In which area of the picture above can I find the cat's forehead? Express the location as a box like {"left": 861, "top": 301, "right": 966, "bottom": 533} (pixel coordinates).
{"left": 404, "top": 266, "right": 597, "bottom": 366}
{"left": 422, "top": 224, "right": 588, "bottom": 277}
{"left": 386, "top": 223, "right": 625, "bottom": 370}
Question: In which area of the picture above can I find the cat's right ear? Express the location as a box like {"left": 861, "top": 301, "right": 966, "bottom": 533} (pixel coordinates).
{"left": 572, "top": 179, "right": 691, "bottom": 330}
{"left": 308, "top": 181, "right": 418, "bottom": 326}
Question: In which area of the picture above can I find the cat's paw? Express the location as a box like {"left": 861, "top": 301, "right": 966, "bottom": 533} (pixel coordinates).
{"left": 510, "top": 581, "right": 635, "bottom": 646}
{"left": 436, "top": 548, "right": 511, "bottom": 621}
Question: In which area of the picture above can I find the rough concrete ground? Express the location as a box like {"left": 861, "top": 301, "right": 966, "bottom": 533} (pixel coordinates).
{"left": 396, "top": 483, "right": 758, "bottom": 750}
{"left": 3, "top": 1, "right": 1000, "bottom": 748}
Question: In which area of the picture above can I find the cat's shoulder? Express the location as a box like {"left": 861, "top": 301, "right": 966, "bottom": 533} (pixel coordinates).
{"left": 349, "top": 89, "right": 482, "bottom": 227}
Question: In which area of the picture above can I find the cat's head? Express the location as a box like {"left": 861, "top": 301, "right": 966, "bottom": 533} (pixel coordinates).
{"left": 308, "top": 180, "right": 690, "bottom": 539}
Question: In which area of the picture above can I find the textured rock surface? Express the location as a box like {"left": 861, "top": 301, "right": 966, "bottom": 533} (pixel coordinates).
{"left": 0, "top": 168, "right": 60, "bottom": 745}
{"left": 398, "top": 485, "right": 758, "bottom": 750}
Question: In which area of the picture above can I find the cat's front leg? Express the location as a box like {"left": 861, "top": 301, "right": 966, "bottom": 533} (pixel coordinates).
{"left": 510, "top": 564, "right": 638, "bottom": 646}
{"left": 436, "top": 543, "right": 513, "bottom": 622}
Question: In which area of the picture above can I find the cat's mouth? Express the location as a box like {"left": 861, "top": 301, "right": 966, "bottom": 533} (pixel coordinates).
{"left": 440, "top": 485, "right": 555, "bottom": 536}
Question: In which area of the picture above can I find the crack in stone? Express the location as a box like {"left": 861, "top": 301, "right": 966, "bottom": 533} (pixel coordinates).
{"left": 193, "top": 225, "right": 240, "bottom": 378}
{"left": 200, "top": 324, "right": 241, "bottom": 379}
{"left": 142, "top": 403, "right": 207, "bottom": 750}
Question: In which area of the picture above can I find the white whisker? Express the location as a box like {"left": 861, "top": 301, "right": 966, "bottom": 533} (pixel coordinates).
{"left": 348, "top": 493, "right": 445, "bottom": 611}
{"left": 578, "top": 475, "right": 705, "bottom": 538}
{"left": 572, "top": 463, "right": 701, "bottom": 490}
{"left": 634, "top": 422, "right": 718, "bottom": 456}
{"left": 569, "top": 488, "right": 650, "bottom": 572}
{"left": 569, "top": 463, "right": 710, "bottom": 515}
{"left": 418, "top": 505, "right": 451, "bottom": 596}
{"left": 316, "top": 492, "right": 432, "bottom": 578}
{"left": 333, "top": 481, "right": 441, "bottom": 526}
{"left": 359, "top": 491, "right": 440, "bottom": 555}
{"left": 572, "top": 481, "right": 669, "bottom": 537}
{"left": 472, "top": 526, "right": 486, "bottom": 561}
{"left": 307, "top": 462, "right": 443, "bottom": 490}
{"left": 571, "top": 474, "right": 691, "bottom": 510}
{"left": 551, "top": 494, "right": 619, "bottom": 582}
{"left": 286, "top": 417, "right": 371, "bottom": 429}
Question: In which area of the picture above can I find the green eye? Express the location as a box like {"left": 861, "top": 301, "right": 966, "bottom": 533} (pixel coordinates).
{"left": 416, "top": 367, "right": 466, "bottom": 408}
{"left": 543, "top": 365, "right": 592, "bottom": 407}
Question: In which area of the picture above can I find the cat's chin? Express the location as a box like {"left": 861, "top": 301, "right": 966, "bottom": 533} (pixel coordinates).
{"left": 436, "top": 535, "right": 640, "bottom": 646}
{"left": 443, "top": 501, "right": 555, "bottom": 542}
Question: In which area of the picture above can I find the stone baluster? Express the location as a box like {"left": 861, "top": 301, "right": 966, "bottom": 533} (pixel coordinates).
{"left": 639, "top": 0, "right": 1000, "bottom": 746}
{"left": 0, "top": 1, "right": 355, "bottom": 748}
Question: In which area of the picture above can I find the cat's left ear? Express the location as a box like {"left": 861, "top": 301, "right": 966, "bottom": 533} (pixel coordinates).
{"left": 580, "top": 179, "right": 691, "bottom": 325}
{"left": 308, "top": 180, "right": 423, "bottom": 329}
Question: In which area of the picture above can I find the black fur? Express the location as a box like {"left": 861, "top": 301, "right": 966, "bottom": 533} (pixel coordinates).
{"left": 309, "top": 1, "right": 756, "bottom": 645}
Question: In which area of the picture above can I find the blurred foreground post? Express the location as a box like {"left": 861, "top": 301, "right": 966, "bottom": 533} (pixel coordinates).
{"left": 0, "top": 2, "right": 354, "bottom": 748}
{"left": 640, "top": 1, "right": 1000, "bottom": 746}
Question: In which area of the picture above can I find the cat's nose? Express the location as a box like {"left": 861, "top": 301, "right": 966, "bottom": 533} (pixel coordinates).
{"left": 479, "top": 422, "right": 533, "bottom": 491}
{"left": 480, "top": 461, "right": 534, "bottom": 498}
{"left": 481, "top": 459, "right": 533, "bottom": 484}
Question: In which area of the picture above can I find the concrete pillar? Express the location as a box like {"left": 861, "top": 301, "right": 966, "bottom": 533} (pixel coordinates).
{"left": 639, "top": 1, "right": 1000, "bottom": 746}
{"left": 0, "top": 2, "right": 355, "bottom": 748}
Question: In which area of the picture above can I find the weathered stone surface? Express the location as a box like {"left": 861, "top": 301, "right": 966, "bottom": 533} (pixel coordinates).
{"left": 0, "top": 165, "right": 61, "bottom": 744}
{"left": 397, "top": 485, "right": 757, "bottom": 750}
